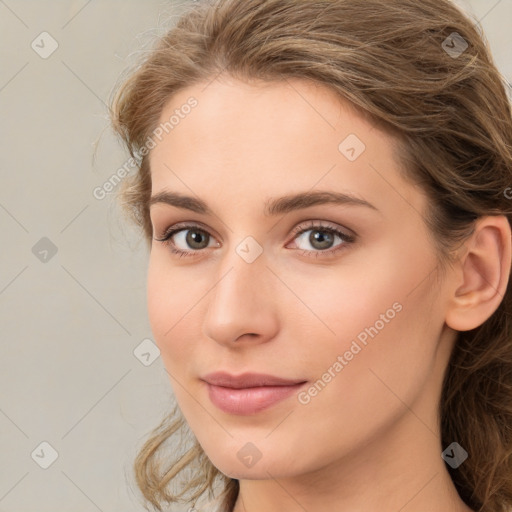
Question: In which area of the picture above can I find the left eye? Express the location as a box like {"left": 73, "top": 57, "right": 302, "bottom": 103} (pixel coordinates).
{"left": 292, "top": 227, "right": 352, "bottom": 252}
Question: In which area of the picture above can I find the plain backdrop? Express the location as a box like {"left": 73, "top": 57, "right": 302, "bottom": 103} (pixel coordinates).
{"left": 0, "top": 1, "right": 511, "bottom": 511}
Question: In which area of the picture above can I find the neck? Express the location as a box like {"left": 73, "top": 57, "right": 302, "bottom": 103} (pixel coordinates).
{"left": 232, "top": 411, "right": 473, "bottom": 512}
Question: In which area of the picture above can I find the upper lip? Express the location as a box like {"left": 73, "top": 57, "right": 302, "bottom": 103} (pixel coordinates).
{"left": 201, "top": 372, "right": 306, "bottom": 389}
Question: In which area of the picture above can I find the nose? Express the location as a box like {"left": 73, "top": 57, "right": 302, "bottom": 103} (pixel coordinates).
{"left": 202, "top": 248, "right": 279, "bottom": 347}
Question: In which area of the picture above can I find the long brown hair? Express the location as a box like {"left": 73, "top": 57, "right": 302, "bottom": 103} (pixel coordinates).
{"left": 109, "top": 1, "right": 512, "bottom": 510}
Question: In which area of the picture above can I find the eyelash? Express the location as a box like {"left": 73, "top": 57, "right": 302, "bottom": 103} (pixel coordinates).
{"left": 154, "top": 220, "right": 356, "bottom": 259}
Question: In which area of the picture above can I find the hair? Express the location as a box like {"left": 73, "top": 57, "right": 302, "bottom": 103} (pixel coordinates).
{"left": 109, "top": 0, "right": 512, "bottom": 511}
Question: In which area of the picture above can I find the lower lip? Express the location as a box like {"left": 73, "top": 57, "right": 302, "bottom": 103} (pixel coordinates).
{"left": 205, "top": 382, "right": 307, "bottom": 415}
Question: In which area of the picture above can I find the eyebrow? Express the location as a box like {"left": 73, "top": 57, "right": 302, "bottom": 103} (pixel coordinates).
{"left": 149, "top": 190, "right": 379, "bottom": 216}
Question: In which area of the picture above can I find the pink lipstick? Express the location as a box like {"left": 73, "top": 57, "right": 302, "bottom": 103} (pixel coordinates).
{"left": 202, "top": 372, "right": 307, "bottom": 415}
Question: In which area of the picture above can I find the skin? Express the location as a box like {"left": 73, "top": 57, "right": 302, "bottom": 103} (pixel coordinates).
{"left": 147, "top": 75, "right": 511, "bottom": 512}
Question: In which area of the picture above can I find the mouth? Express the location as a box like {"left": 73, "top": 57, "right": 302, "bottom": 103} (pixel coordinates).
{"left": 201, "top": 372, "right": 308, "bottom": 415}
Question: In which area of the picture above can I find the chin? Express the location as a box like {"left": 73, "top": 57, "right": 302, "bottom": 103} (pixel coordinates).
{"left": 219, "top": 466, "right": 270, "bottom": 480}
{"left": 202, "top": 444, "right": 304, "bottom": 481}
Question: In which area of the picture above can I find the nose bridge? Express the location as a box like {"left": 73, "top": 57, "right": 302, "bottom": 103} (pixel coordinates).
{"left": 202, "top": 240, "right": 277, "bottom": 344}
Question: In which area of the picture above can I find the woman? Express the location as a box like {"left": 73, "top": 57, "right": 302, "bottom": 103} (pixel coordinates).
{"left": 110, "top": 0, "right": 512, "bottom": 511}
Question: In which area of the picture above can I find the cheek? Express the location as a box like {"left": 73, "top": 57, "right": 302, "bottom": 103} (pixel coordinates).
{"left": 293, "top": 240, "right": 440, "bottom": 387}
{"left": 299, "top": 251, "right": 440, "bottom": 420}
{"left": 276, "top": 247, "right": 415, "bottom": 349}
{"left": 147, "top": 255, "right": 195, "bottom": 366}
{"left": 147, "top": 257, "right": 169, "bottom": 341}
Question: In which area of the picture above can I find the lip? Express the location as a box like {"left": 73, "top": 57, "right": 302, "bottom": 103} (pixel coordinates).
{"left": 202, "top": 371, "right": 306, "bottom": 388}
{"left": 201, "top": 372, "right": 307, "bottom": 415}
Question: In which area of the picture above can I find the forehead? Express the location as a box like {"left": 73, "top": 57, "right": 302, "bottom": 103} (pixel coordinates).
{"left": 148, "top": 76, "right": 422, "bottom": 218}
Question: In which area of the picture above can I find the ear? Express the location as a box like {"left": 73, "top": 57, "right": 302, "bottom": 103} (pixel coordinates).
{"left": 445, "top": 215, "right": 511, "bottom": 332}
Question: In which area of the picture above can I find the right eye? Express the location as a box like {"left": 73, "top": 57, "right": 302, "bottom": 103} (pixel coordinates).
{"left": 154, "top": 224, "right": 220, "bottom": 257}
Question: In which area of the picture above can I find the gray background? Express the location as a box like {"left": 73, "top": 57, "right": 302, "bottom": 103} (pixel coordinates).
{"left": 0, "top": 1, "right": 510, "bottom": 511}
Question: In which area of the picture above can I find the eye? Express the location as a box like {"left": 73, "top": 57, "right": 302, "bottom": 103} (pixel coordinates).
{"left": 154, "top": 223, "right": 219, "bottom": 258}
{"left": 154, "top": 220, "right": 356, "bottom": 259}
{"left": 289, "top": 221, "right": 355, "bottom": 257}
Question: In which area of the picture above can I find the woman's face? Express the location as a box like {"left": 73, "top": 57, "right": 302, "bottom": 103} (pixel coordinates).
{"left": 147, "top": 76, "right": 456, "bottom": 481}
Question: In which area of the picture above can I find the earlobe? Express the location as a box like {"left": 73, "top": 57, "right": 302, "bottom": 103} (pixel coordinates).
{"left": 445, "top": 215, "right": 512, "bottom": 332}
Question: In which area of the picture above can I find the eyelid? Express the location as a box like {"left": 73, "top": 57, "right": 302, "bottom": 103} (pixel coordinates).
{"left": 154, "top": 220, "right": 222, "bottom": 243}
{"left": 288, "top": 220, "right": 356, "bottom": 242}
